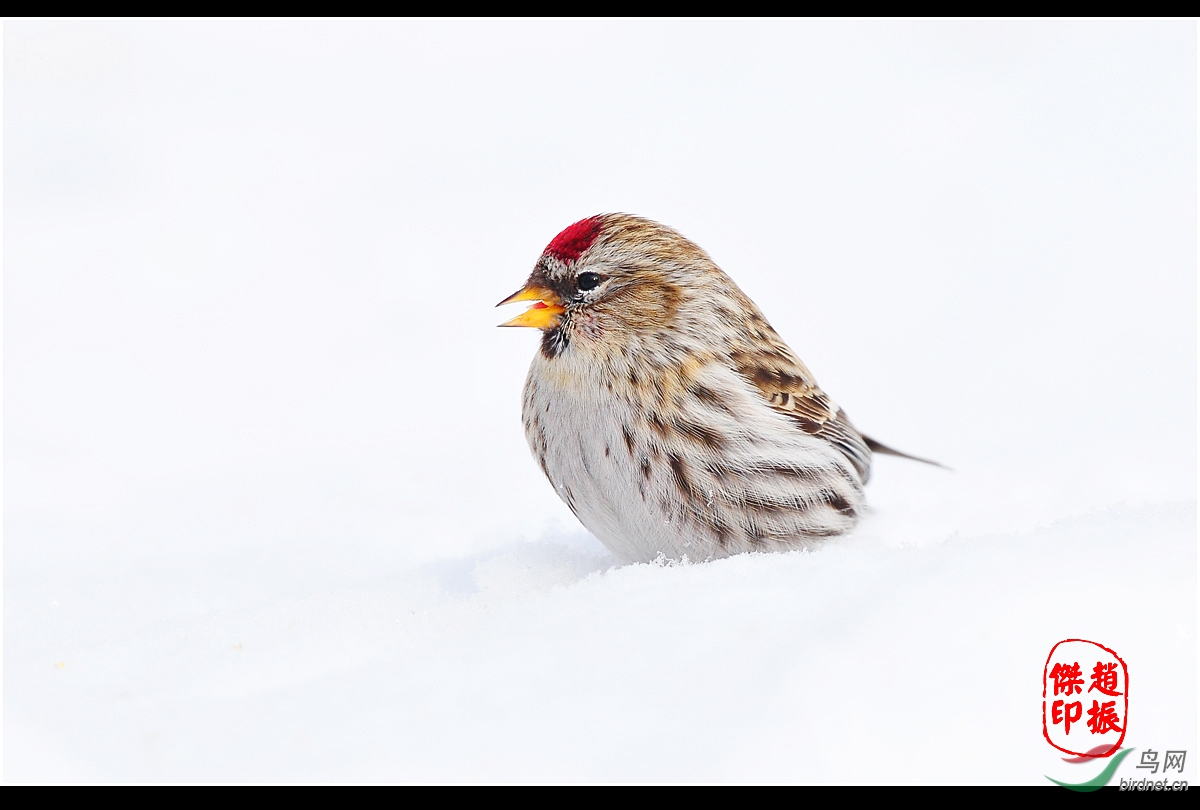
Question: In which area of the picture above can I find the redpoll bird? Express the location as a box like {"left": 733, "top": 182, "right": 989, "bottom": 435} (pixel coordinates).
{"left": 499, "top": 214, "right": 934, "bottom": 564}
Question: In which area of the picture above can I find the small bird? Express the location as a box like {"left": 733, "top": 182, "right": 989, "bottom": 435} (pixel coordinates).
{"left": 499, "top": 214, "right": 935, "bottom": 564}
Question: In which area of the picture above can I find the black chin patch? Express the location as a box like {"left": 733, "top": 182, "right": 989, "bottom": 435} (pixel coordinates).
{"left": 541, "top": 326, "right": 569, "bottom": 359}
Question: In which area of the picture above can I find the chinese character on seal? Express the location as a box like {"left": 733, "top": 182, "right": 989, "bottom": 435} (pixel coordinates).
{"left": 1043, "top": 639, "right": 1128, "bottom": 757}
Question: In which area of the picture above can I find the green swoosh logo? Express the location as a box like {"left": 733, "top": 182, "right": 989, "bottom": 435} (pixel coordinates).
{"left": 1045, "top": 748, "right": 1134, "bottom": 791}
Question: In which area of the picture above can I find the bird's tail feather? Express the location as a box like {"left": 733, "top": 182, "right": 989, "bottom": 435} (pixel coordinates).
{"left": 863, "top": 436, "right": 950, "bottom": 470}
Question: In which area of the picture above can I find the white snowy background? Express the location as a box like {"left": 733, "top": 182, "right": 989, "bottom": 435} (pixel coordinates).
{"left": 4, "top": 20, "right": 1195, "bottom": 783}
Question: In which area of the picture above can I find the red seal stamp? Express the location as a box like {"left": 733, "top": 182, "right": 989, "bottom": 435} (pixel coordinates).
{"left": 1043, "top": 639, "right": 1128, "bottom": 757}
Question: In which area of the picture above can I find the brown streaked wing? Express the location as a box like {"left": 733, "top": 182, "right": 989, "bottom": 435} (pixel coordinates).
{"left": 733, "top": 356, "right": 872, "bottom": 482}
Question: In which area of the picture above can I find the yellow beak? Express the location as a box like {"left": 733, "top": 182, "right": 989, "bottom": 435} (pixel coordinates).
{"left": 496, "top": 284, "right": 565, "bottom": 329}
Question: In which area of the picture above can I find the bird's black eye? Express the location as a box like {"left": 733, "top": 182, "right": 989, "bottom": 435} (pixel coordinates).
{"left": 576, "top": 272, "right": 602, "bottom": 292}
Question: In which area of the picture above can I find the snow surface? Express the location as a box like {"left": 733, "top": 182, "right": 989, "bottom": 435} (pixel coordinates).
{"left": 4, "top": 20, "right": 1196, "bottom": 783}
